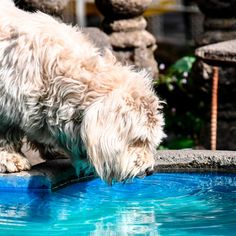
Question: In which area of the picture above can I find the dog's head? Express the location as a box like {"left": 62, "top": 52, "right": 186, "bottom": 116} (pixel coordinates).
{"left": 80, "top": 68, "right": 165, "bottom": 184}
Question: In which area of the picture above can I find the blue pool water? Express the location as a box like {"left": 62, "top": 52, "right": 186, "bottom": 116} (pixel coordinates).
{"left": 0, "top": 173, "right": 236, "bottom": 236}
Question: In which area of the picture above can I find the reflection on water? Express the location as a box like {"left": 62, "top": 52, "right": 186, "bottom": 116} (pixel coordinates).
{"left": 0, "top": 173, "right": 236, "bottom": 236}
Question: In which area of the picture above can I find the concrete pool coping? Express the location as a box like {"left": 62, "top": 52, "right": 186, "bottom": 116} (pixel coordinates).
{"left": 0, "top": 150, "right": 236, "bottom": 191}
{"left": 154, "top": 150, "right": 236, "bottom": 172}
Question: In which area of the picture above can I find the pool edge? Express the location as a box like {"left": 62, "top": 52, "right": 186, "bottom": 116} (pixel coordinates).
{"left": 0, "top": 150, "right": 236, "bottom": 190}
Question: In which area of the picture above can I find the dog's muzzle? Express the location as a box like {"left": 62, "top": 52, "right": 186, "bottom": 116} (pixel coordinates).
{"left": 137, "top": 167, "right": 154, "bottom": 178}
{"left": 145, "top": 167, "right": 154, "bottom": 176}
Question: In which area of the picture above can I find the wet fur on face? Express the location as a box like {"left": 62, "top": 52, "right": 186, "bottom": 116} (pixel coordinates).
{"left": 0, "top": 0, "right": 165, "bottom": 183}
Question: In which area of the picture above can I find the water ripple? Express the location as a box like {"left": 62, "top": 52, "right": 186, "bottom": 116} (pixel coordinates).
{"left": 0, "top": 172, "right": 236, "bottom": 235}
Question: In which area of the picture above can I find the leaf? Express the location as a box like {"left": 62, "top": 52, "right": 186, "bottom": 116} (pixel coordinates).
{"left": 169, "top": 56, "right": 196, "bottom": 75}
{"left": 166, "top": 138, "right": 195, "bottom": 149}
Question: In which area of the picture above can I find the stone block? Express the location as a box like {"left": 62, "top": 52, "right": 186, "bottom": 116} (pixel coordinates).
{"left": 110, "top": 30, "right": 156, "bottom": 49}
{"left": 95, "top": 0, "right": 152, "bottom": 19}
{"left": 102, "top": 17, "right": 147, "bottom": 33}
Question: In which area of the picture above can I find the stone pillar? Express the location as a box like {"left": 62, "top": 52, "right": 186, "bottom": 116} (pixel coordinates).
{"left": 193, "top": 0, "right": 236, "bottom": 150}
{"left": 95, "top": 0, "right": 158, "bottom": 78}
{"left": 14, "top": 0, "right": 70, "bottom": 16}
{"left": 195, "top": 0, "right": 236, "bottom": 45}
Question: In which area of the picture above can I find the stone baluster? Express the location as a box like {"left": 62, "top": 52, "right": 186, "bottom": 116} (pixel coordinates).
{"left": 195, "top": 0, "right": 236, "bottom": 46}
{"left": 95, "top": 0, "right": 158, "bottom": 78}
{"left": 14, "top": 0, "right": 70, "bottom": 16}
{"left": 193, "top": 0, "right": 236, "bottom": 150}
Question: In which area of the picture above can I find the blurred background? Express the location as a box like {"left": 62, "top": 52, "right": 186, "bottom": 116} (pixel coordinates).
{"left": 63, "top": 1, "right": 203, "bottom": 51}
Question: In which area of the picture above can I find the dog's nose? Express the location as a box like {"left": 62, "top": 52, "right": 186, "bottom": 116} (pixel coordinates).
{"left": 145, "top": 167, "right": 154, "bottom": 176}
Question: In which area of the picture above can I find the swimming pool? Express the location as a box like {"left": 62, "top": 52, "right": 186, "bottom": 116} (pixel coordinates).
{"left": 0, "top": 172, "right": 236, "bottom": 235}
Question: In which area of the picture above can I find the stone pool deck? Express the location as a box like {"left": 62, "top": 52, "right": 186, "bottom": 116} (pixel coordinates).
{"left": 0, "top": 159, "right": 79, "bottom": 191}
{"left": 0, "top": 150, "right": 236, "bottom": 191}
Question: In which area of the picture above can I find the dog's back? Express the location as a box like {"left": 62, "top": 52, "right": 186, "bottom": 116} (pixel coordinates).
{"left": 0, "top": 0, "right": 98, "bottom": 64}
{"left": 1, "top": 0, "right": 14, "bottom": 6}
{"left": 0, "top": 0, "right": 59, "bottom": 35}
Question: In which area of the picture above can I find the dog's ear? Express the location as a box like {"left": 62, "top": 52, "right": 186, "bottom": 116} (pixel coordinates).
{"left": 80, "top": 93, "right": 127, "bottom": 183}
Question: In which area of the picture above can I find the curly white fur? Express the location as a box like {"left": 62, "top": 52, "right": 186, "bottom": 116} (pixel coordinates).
{"left": 0, "top": 0, "right": 165, "bottom": 183}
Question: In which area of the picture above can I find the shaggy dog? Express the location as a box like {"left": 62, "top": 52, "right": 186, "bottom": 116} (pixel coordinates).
{"left": 0, "top": 0, "right": 165, "bottom": 183}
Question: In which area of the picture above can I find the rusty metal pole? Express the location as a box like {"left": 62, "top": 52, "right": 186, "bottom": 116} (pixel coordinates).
{"left": 211, "top": 67, "right": 219, "bottom": 150}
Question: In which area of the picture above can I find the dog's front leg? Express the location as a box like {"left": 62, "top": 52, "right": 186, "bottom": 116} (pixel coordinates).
{"left": 31, "top": 142, "right": 69, "bottom": 160}
{"left": 70, "top": 152, "right": 94, "bottom": 178}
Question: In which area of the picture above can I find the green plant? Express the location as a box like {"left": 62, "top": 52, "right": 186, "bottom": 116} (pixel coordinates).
{"left": 154, "top": 56, "right": 206, "bottom": 149}
{"left": 155, "top": 56, "right": 196, "bottom": 91}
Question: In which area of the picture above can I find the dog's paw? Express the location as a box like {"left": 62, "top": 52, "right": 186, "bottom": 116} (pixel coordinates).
{"left": 0, "top": 151, "right": 31, "bottom": 173}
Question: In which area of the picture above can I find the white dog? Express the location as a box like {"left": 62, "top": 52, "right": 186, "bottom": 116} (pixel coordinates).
{"left": 0, "top": 0, "right": 164, "bottom": 183}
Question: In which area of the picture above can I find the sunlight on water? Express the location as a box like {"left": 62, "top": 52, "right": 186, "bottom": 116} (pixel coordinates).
{"left": 0, "top": 173, "right": 236, "bottom": 236}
